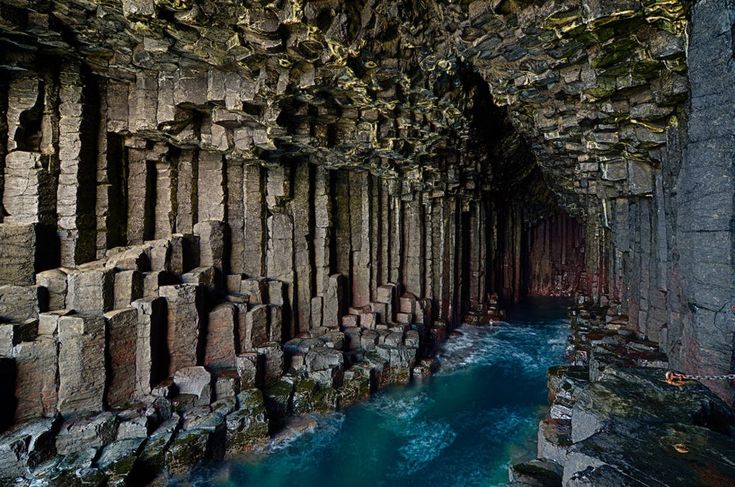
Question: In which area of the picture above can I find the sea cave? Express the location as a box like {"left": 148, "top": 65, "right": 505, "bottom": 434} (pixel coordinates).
{"left": 0, "top": 0, "right": 733, "bottom": 485}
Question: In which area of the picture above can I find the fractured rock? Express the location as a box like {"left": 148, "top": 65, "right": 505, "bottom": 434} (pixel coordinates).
{"left": 67, "top": 266, "right": 115, "bottom": 313}
{"left": 131, "top": 297, "right": 167, "bottom": 397}
{"left": 57, "top": 314, "right": 106, "bottom": 415}
{"left": 13, "top": 335, "right": 59, "bottom": 421}
{"left": 113, "top": 270, "right": 143, "bottom": 310}
{"left": 256, "top": 341, "right": 284, "bottom": 386}
{"left": 96, "top": 437, "right": 146, "bottom": 485}
{"left": 235, "top": 352, "right": 261, "bottom": 389}
{"left": 159, "top": 284, "right": 204, "bottom": 375}
{"left": 173, "top": 366, "right": 212, "bottom": 406}
{"left": 0, "top": 224, "right": 37, "bottom": 286}
{"left": 36, "top": 268, "right": 68, "bottom": 311}
{"left": 0, "top": 285, "right": 46, "bottom": 323}
{"left": 193, "top": 220, "right": 226, "bottom": 275}
{"left": 226, "top": 389, "right": 268, "bottom": 454}
{"left": 105, "top": 308, "right": 139, "bottom": 408}
{"left": 55, "top": 412, "right": 118, "bottom": 455}
{"left": 0, "top": 417, "right": 58, "bottom": 481}
{"left": 205, "top": 303, "right": 237, "bottom": 370}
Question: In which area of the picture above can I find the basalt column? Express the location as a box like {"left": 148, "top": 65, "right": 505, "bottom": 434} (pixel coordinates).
{"left": 5, "top": 1, "right": 733, "bottom": 478}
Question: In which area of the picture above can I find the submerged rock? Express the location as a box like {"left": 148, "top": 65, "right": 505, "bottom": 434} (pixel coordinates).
{"left": 271, "top": 416, "right": 319, "bottom": 448}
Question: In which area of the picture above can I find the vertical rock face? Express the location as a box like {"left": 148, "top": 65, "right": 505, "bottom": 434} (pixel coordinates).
{"left": 57, "top": 315, "right": 106, "bottom": 416}
{"left": 67, "top": 266, "right": 115, "bottom": 314}
{"left": 674, "top": 0, "right": 735, "bottom": 402}
{"left": 0, "top": 0, "right": 733, "bottom": 481}
{"left": 0, "top": 224, "right": 37, "bottom": 286}
{"left": 13, "top": 333, "right": 57, "bottom": 421}
{"left": 159, "top": 285, "right": 205, "bottom": 376}
{"left": 132, "top": 297, "right": 167, "bottom": 397}
{"left": 105, "top": 308, "right": 138, "bottom": 408}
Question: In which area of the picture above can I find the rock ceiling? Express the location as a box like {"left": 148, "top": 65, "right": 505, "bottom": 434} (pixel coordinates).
{"left": 0, "top": 0, "right": 689, "bottom": 215}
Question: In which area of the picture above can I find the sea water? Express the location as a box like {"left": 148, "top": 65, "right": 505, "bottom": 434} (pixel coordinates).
{"left": 205, "top": 297, "right": 570, "bottom": 487}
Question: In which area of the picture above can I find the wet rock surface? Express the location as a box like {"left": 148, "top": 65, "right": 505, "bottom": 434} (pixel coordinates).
{"left": 0, "top": 0, "right": 734, "bottom": 484}
{"left": 0, "top": 231, "right": 437, "bottom": 484}
{"left": 511, "top": 305, "right": 735, "bottom": 486}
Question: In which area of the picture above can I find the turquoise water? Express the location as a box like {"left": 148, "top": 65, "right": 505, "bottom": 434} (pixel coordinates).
{"left": 208, "top": 298, "right": 569, "bottom": 487}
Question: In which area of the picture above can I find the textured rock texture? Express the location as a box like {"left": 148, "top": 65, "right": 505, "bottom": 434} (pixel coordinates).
{"left": 515, "top": 303, "right": 735, "bottom": 486}
{"left": 0, "top": 0, "right": 733, "bottom": 483}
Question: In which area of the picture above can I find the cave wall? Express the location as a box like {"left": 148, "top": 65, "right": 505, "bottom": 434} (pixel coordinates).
{"left": 0, "top": 0, "right": 733, "bottom": 412}
{"left": 672, "top": 0, "right": 735, "bottom": 401}
{"left": 460, "top": 1, "right": 734, "bottom": 403}
{"left": 524, "top": 213, "right": 586, "bottom": 298}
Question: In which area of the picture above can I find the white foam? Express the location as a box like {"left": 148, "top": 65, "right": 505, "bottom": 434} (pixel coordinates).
{"left": 436, "top": 319, "right": 568, "bottom": 378}
{"left": 394, "top": 420, "right": 457, "bottom": 477}
{"left": 366, "top": 390, "right": 432, "bottom": 423}
{"left": 264, "top": 413, "right": 346, "bottom": 469}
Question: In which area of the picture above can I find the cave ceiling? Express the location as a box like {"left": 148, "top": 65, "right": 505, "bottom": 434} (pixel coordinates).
{"left": 0, "top": 0, "right": 689, "bottom": 217}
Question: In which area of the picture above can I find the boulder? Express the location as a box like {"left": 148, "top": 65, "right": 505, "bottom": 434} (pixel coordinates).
{"left": 172, "top": 366, "right": 212, "bottom": 406}
{"left": 67, "top": 266, "right": 115, "bottom": 313}
{"left": 0, "top": 417, "right": 58, "bottom": 481}
{"left": 96, "top": 437, "right": 146, "bottom": 486}
{"left": 55, "top": 413, "right": 118, "bottom": 455}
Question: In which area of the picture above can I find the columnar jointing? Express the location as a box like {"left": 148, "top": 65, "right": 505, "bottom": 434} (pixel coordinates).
{"left": 0, "top": 56, "right": 582, "bottom": 481}
{"left": 2, "top": 0, "right": 732, "bottom": 483}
